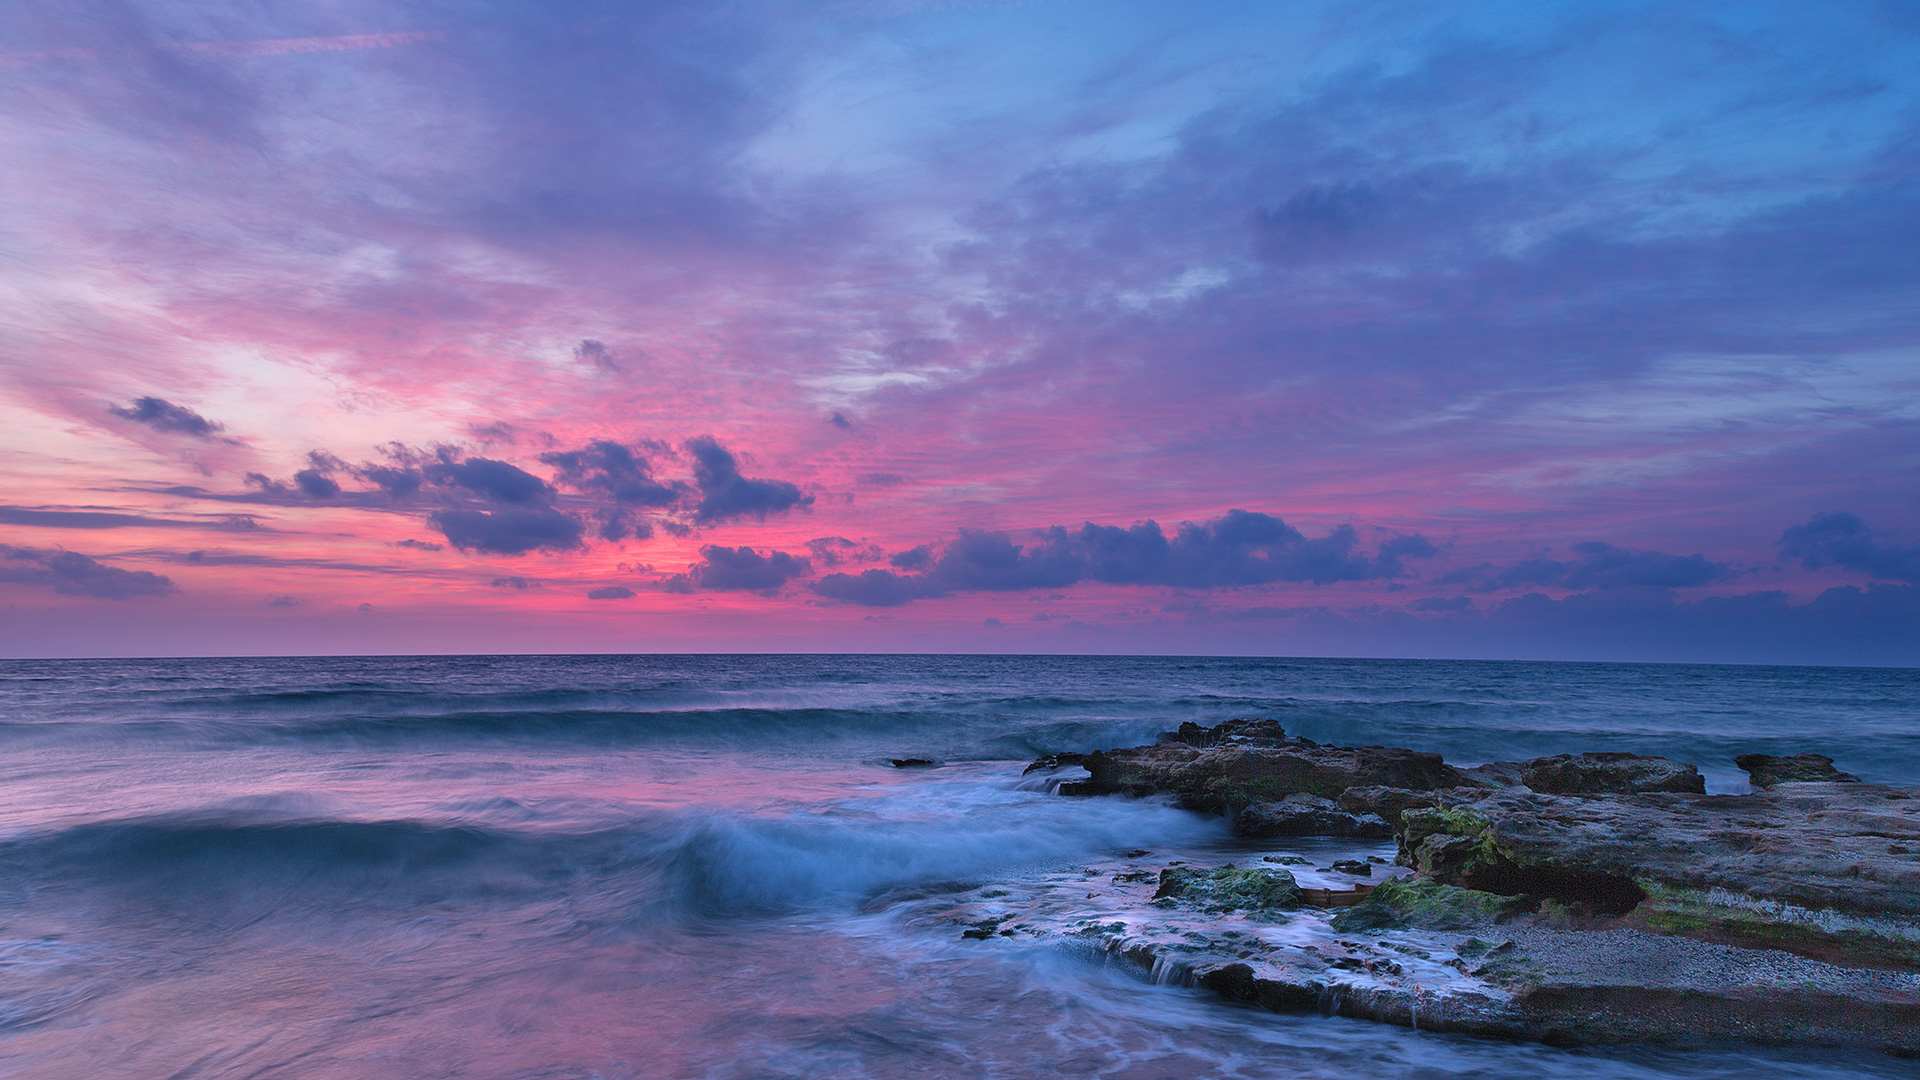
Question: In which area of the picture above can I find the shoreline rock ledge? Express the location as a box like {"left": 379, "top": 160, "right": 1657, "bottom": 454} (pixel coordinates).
{"left": 1014, "top": 719, "right": 1920, "bottom": 1055}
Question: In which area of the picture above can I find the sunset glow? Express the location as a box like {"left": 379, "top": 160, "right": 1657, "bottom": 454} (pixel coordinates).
{"left": 3, "top": 0, "right": 1916, "bottom": 660}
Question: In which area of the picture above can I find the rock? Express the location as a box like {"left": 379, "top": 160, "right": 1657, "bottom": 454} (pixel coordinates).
{"left": 1330, "top": 878, "right": 1514, "bottom": 931}
{"left": 890, "top": 758, "right": 938, "bottom": 768}
{"left": 1065, "top": 719, "right": 1469, "bottom": 813}
{"left": 1457, "top": 761, "right": 1527, "bottom": 788}
{"left": 1735, "top": 752, "right": 1861, "bottom": 787}
{"left": 1162, "top": 718, "right": 1289, "bottom": 747}
{"left": 1518, "top": 752, "right": 1704, "bottom": 795}
{"left": 1337, "top": 785, "right": 1446, "bottom": 828}
{"left": 943, "top": 848, "right": 1920, "bottom": 1054}
{"left": 1154, "top": 864, "right": 1300, "bottom": 912}
{"left": 1234, "top": 793, "right": 1392, "bottom": 839}
{"left": 1328, "top": 859, "right": 1373, "bottom": 877}
{"left": 1388, "top": 782, "right": 1920, "bottom": 966}
{"left": 1021, "top": 751, "right": 1087, "bottom": 775}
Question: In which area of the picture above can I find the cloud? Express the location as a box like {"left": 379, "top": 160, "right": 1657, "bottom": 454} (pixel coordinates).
{"left": 1780, "top": 513, "right": 1920, "bottom": 584}
{"left": 394, "top": 538, "right": 443, "bottom": 551}
{"left": 1412, "top": 595, "right": 1473, "bottom": 612}
{"left": 489, "top": 576, "right": 539, "bottom": 588}
{"left": 829, "top": 411, "right": 852, "bottom": 429}
{"left": 685, "top": 436, "right": 812, "bottom": 523}
{"left": 586, "top": 584, "right": 634, "bottom": 599}
{"left": 1557, "top": 542, "right": 1728, "bottom": 590}
{"left": 293, "top": 468, "right": 341, "bottom": 499}
{"left": 574, "top": 340, "right": 619, "bottom": 371}
{"left": 541, "top": 439, "right": 682, "bottom": 540}
{"left": 430, "top": 508, "right": 583, "bottom": 554}
{"left": 0, "top": 505, "right": 208, "bottom": 530}
{"left": 813, "top": 511, "right": 1436, "bottom": 605}
{"left": 804, "top": 536, "right": 880, "bottom": 566}
{"left": 1445, "top": 542, "right": 1730, "bottom": 593}
{"left": 1079, "top": 513, "right": 1427, "bottom": 586}
{"left": 810, "top": 567, "right": 925, "bottom": 606}
{"left": 265, "top": 594, "right": 300, "bottom": 608}
{"left": 541, "top": 440, "right": 680, "bottom": 505}
{"left": 888, "top": 545, "right": 932, "bottom": 570}
{"left": 424, "top": 457, "right": 552, "bottom": 505}
{"left": 359, "top": 465, "right": 424, "bottom": 498}
{"left": 0, "top": 545, "right": 176, "bottom": 599}
{"left": 108, "top": 397, "right": 227, "bottom": 440}
{"left": 672, "top": 545, "right": 809, "bottom": 593}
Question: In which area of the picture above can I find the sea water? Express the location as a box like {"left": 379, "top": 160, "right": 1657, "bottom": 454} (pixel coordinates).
{"left": 0, "top": 654, "right": 1914, "bottom": 1078}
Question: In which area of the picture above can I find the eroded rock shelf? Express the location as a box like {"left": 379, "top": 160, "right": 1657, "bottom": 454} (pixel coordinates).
{"left": 965, "top": 719, "right": 1920, "bottom": 1055}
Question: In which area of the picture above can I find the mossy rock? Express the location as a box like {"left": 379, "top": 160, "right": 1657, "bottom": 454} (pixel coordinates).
{"left": 1330, "top": 878, "right": 1515, "bottom": 932}
{"left": 1155, "top": 864, "right": 1301, "bottom": 912}
{"left": 1636, "top": 884, "right": 1920, "bottom": 971}
{"left": 1398, "top": 806, "right": 1493, "bottom": 847}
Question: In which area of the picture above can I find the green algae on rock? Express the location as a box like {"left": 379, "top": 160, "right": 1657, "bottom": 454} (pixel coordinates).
{"left": 1153, "top": 864, "right": 1301, "bottom": 913}
{"left": 1330, "top": 878, "right": 1518, "bottom": 932}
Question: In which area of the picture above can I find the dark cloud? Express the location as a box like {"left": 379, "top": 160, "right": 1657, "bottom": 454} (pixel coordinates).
{"left": 927, "top": 528, "right": 1085, "bottom": 590}
{"left": 685, "top": 436, "right": 812, "bottom": 523}
{"left": 829, "top": 412, "right": 852, "bottom": 429}
{"left": 244, "top": 452, "right": 354, "bottom": 503}
{"left": 358, "top": 465, "right": 424, "bottom": 499}
{"left": 1412, "top": 596, "right": 1473, "bottom": 612}
{"left": 430, "top": 508, "right": 583, "bottom": 554}
{"left": 394, "top": 538, "right": 443, "bottom": 551}
{"left": 1442, "top": 543, "right": 1730, "bottom": 594}
{"left": 888, "top": 545, "right": 933, "bottom": 571}
{"left": 1557, "top": 542, "right": 1728, "bottom": 590}
{"left": 813, "top": 511, "right": 1435, "bottom": 605}
{"left": 541, "top": 440, "right": 684, "bottom": 541}
{"left": 1074, "top": 512, "right": 1431, "bottom": 587}
{"left": 489, "top": 576, "right": 539, "bottom": 589}
{"left": 0, "top": 544, "right": 175, "bottom": 599}
{"left": 149, "top": 549, "right": 432, "bottom": 576}
{"left": 424, "top": 457, "right": 551, "bottom": 505}
{"left": 1780, "top": 513, "right": 1920, "bottom": 584}
{"left": 265, "top": 594, "right": 300, "bottom": 608}
{"left": 804, "top": 536, "right": 880, "bottom": 566}
{"left": 293, "top": 468, "right": 341, "bottom": 499}
{"left": 586, "top": 584, "right": 635, "bottom": 599}
{"left": 108, "top": 396, "right": 227, "bottom": 440}
{"left": 810, "top": 567, "right": 925, "bottom": 607}
{"left": 540, "top": 440, "right": 678, "bottom": 505}
{"left": 0, "top": 505, "right": 205, "bottom": 530}
{"left": 859, "top": 473, "right": 906, "bottom": 487}
{"left": 674, "top": 545, "right": 809, "bottom": 593}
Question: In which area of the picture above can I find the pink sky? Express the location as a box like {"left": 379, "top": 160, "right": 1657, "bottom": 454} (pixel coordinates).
{"left": 2, "top": 1, "right": 1917, "bottom": 661}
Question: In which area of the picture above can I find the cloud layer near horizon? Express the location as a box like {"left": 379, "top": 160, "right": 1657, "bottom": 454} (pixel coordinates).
{"left": 0, "top": 0, "right": 1916, "bottom": 660}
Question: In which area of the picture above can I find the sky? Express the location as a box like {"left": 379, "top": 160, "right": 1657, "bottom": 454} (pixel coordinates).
{"left": 1, "top": 0, "right": 1917, "bottom": 662}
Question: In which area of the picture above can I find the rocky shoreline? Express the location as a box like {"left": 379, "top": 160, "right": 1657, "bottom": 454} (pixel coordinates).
{"left": 956, "top": 720, "right": 1920, "bottom": 1055}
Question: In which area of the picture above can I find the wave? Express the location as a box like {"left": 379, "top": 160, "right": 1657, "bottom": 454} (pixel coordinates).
{"left": 0, "top": 794, "right": 1225, "bottom": 924}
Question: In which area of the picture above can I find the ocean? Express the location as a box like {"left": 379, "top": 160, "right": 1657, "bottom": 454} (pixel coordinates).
{"left": 0, "top": 654, "right": 1914, "bottom": 1078}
